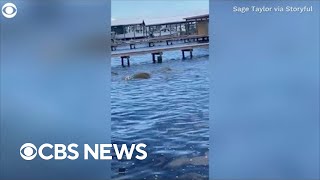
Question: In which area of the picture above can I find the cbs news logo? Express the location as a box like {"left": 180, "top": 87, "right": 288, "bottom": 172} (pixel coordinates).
{"left": 20, "top": 143, "right": 148, "bottom": 161}
{"left": 2, "top": 2, "right": 17, "bottom": 18}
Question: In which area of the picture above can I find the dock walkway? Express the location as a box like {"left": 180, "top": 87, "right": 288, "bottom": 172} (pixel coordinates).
{"left": 112, "top": 35, "right": 209, "bottom": 50}
{"left": 112, "top": 42, "right": 209, "bottom": 67}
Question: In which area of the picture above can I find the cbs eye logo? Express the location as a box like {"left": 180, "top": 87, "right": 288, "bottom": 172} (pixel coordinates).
{"left": 20, "top": 143, "right": 37, "bottom": 160}
{"left": 2, "top": 3, "right": 17, "bottom": 19}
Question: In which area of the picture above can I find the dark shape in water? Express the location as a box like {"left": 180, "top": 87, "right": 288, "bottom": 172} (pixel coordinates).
{"left": 166, "top": 152, "right": 208, "bottom": 168}
{"left": 132, "top": 72, "right": 151, "bottom": 79}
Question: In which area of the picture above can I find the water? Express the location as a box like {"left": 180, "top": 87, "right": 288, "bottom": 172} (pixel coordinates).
{"left": 111, "top": 46, "right": 209, "bottom": 180}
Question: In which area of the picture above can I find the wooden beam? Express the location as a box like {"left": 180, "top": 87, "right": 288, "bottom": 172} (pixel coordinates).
{"left": 112, "top": 43, "right": 208, "bottom": 58}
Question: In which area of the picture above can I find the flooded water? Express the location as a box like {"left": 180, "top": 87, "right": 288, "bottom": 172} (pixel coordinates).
{"left": 111, "top": 46, "right": 209, "bottom": 180}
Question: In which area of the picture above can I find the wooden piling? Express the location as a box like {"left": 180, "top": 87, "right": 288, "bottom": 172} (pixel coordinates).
{"left": 157, "top": 55, "right": 163, "bottom": 63}
{"left": 151, "top": 52, "right": 163, "bottom": 63}
{"left": 121, "top": 57, "right": 125, "bottom": 67}
{"left": 127, "top": 57, "right": 130, "bottom": 67}
{"left": 121, "top": 56, "right": 130, "bottom": 67}
{"left": 181, "top": 49, "right": 193, "bottom": 60}
{"left": 152, "top": 53, "right": 156, "bottom": 63}
{"left": 130, "top": 44, "right": 136, "bottom": 49}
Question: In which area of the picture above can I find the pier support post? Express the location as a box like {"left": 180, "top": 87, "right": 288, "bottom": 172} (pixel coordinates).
{"left": 121, "top": 57, "right": 125, "bottom": 67}
{"left": 121, "top": 56, "right": 130, "bottom": 67}
{"left": 157, "top": 53, "right": 163, "bottom": 63}
{"left": 130, "top": 44, "right": 136, "bottom": 49}
{"left": 127, "top": 57, "right": 130, "bottom": 67}
{"left": 182, "top": 49, "right": 193, "bottom": 60}
{"left": 152, "top": 52, "right": 163, "bottom": 64}
{"left": 152, "top": 53, "right": 156, "bottom": 63}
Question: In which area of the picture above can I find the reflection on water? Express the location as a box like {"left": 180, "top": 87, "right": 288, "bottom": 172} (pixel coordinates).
{"left": 111, "top": 48, "right": 209, "bottom": 179}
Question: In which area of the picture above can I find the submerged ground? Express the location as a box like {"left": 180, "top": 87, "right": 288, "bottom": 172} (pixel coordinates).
{"left": 111, "top": 47, "right": 209, "bottom": 180}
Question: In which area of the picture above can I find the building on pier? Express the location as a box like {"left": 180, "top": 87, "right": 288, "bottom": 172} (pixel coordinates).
{"left": 111, "top": 14, "right": 209, "bottom": 41}
{"left": 184, "top": 14, "right": 209, "bottom": 36}
{"left": 111, "top": 21, "right": 146, "bottom": 40}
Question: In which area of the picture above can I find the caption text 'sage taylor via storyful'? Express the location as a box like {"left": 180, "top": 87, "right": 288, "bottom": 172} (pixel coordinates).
{"left": 233, "top": 6, "right": 313, "bottom": 14}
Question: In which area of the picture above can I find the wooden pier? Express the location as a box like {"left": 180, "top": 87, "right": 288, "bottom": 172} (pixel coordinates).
{"left": 112, "top": 42, "right": 209, "bottom": 67}
{"left": 112, "top": 35, "right": 209, "bottom": 51}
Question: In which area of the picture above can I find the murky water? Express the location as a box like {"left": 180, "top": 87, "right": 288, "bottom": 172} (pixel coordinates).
{"left": 111, "top": 47, "right": 209, "bottom": 180}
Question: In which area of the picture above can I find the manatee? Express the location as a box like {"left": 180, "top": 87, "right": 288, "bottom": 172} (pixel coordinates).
{"left": 132, "top": 72, "right": 151, "bottom": 79}
{"left": 123, "top": 72, "right": 151, "bottom": 81}
{"left": 165, "top": 152, "right": 208, "bottom": 168}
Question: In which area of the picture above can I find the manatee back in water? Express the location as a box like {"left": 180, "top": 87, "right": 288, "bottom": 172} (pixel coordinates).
{"left": 132, "top": 72, "right": 151, "bottom": 79}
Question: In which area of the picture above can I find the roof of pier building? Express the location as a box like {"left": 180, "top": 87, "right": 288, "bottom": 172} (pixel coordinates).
{"left": 112, "top": 13, "right": 209, "bottom": 27}
{"left": 184, "top": 14, "right": 209, "bottom": 21}
{"left": 111, "top": 20, "right": 145, "bottom": 27}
